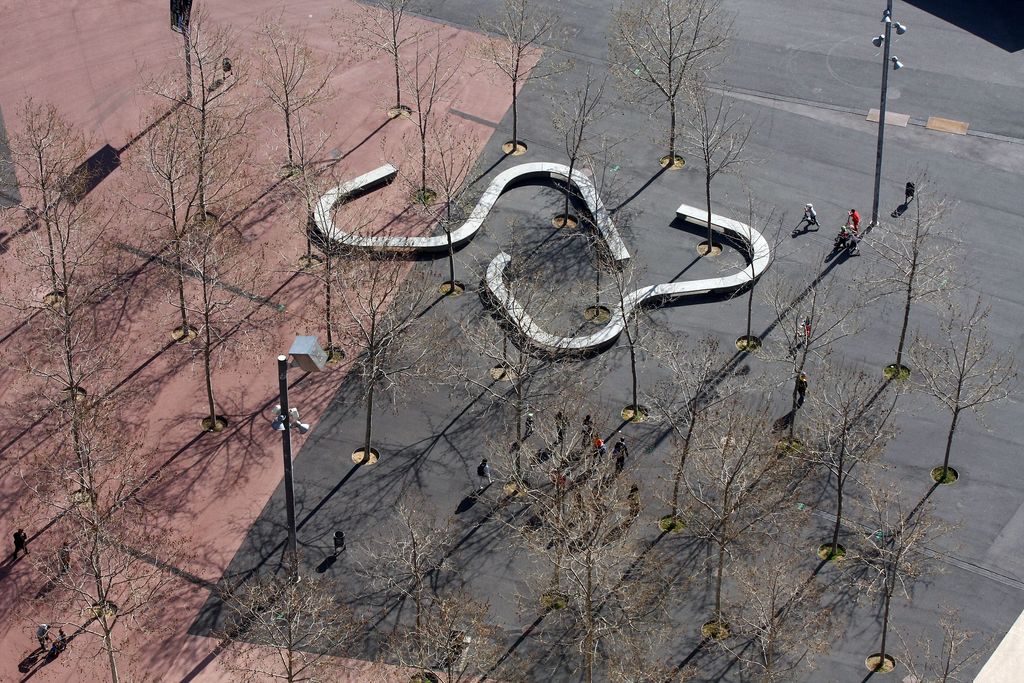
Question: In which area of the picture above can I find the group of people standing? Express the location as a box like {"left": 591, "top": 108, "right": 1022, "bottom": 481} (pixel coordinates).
{"left": 476, "top": 412, "right": 632, "bottom": 492}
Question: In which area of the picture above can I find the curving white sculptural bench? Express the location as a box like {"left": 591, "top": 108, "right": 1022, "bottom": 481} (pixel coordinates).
{"left": 313, "top": 162, "right": 629, "bottom": 262}
{"left": 482, "top": 203, "right": 772, "bottom": 354}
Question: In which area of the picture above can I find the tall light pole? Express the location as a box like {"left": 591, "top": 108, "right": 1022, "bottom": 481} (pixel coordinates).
{"left": 276, "top": 355, "right": 299, "bottom": 561}
{"left": 869, "top": 2, "right": 907, "bottom": 227}
{"left": 271, "top": 337, "right": 325, "bottom": 574}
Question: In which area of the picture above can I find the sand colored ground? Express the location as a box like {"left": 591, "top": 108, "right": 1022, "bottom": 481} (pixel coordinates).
{"left": 0, "top": 1, "right": 537, "bottom": 680}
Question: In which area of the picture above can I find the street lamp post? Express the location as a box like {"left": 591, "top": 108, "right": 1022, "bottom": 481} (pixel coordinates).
{"left": 271, "top": 337, "right": 324, "bottom": 575}
{"left": 870, "top": 1, "right": 907, "bottom": 227}
{"left": 276, "top": 355, "right": 299, "bottom": 561}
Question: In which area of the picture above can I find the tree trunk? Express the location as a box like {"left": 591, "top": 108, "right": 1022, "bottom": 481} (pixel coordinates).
{"left": 324, "top": 256, "right": 334, "bottom": 350}
{"left": 941, "top": 407, "right": 961, "bottom": 480}
{"left": 894, "top": 264, "right": 914, "bottom": 369}
{"left": 668, "top": 97, "right": 676, "bottom": 160}
{"left": 393, "top": 48, "right": 402, "bottom": 109}
{"left": 584, "top": 557, "right": 595, "bottom": 683}
{"left": 831, "top": 452, "right": 845, "bottom": 554}
{"left": 363, "top": 380, "right": 375, "bottom": 461}
{"left": 669, "top": 418, "right": 697, "bottom": 517}
{"left": 878, "top": 583, "right": 893, "bottom": 668}
{"left": 284, "top": 108, "right": 294, "bottom": 166}
{"left": 714, "top": 537, "right": 726, "bottom": 623}
{"left": 446, "top": 226, "right": 455, "bottom": 285}
{"left": 510, "top": 80, "right": 519, "bottom": 147}
{"left": 705, "top": 168, "right": 714, "bottom": 249}
{"left": 183, "top": 24, "right": 193, "bottom": 100}
{"left": 203, "top": 313, "right": 216, "bottom": 426}
{"left": 102, "top": 623, "right": 120, "bottom": 683}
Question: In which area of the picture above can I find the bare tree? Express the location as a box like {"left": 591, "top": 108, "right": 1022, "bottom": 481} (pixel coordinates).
{"left": 805, "top": 365, "right": 896, "bottom": 560}
{"left": 606, "top": 255, "right": 659, "bottom": 423}
{"left": 23, "top": 404, "right": 180, "bottom": 683}
{"left": 718, "top": 536, "right": 834, "bottom": 682}
{"left": 347, "top": 0, "right": 419, "bottom": 116}
{"left": 683, "top": 397, "right": 800, "bottom": 637}
{"left": 551, "top": 68, "right": 607, "bottom": 226}
{"left": 865, "top": 179, "right": 958, "bottom": 379}
{"left": 513, "top": 449, "right": 673, "bottom": 683}
{"left": 257, "top": 17, "right": 335, "bottom": 168}
{"left": 341, "top": 258, "right": 432, "bottom": 463}
{"left": 402, "top": 31, "right": 459, "bottom": 203}
{"left": 284, "top": 109, "right": 335, "bottom": 269}
{"left": 735, "top": 196, "right": 783, "bottom": 351}
{"left": 646, "top": 335, "right": 744, "bottom": 528}
{"left": 478, "top": 0, "right": 561, "bottom": 155}
{"left": 897, "top": 609, "right": 990, "bottom": 683}
{"left": 179, "top": 215, "right": 267, "bottom": 431}
{"left": 682, "top": 79, "right": 751, "bottom": 253}
{"left": 166, "top": 8, "right": 255, "bottom": 221}
{"left": 761, "top": 276, "right": 862, "bottom": 445}
{"left": 911, "top": 297, "right": 1015, "bottom": 484}
{"left": 425, "top": 118, "right": 477, "bottom": 293}
{"left": 220, "top": 561, "right": 357, "bottom": 682}
{"left": 854, "top": 484, "right": 948, "bottom": 673}
{"left": 5, "top": 99, "right": 116, "bottom": 400}
{"left": 609, "top": 0, "right": 729, "bottom": 167}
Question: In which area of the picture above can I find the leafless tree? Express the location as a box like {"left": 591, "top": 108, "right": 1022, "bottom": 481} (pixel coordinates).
{"left": 346, "top": 0, "right": 419, "bottom": 116}
{"left": 219, "top": 560, "right": 358, "bottom": 682}
{"left": 718, "top": 535, "right": 834, "bottom": 682}
{"left": 896, "top": 609, "right": 990, "bottom": 683}
{"left": 605, "top": 255, "right": 660, "bottom": 423}
{"left": 402, "top": 31, "right": 459, "bottom": 203}
{"left": 646, "top": 335, "right": 744, "bottom": 527}
{"left": 683, "top": 397, "right": 801, "bottom": 637}
{"left": 4, "top": 100, "right": 117, "bottom": 395}
{"left": 682, "top": 79, "right": 751, "bottom": 252}
{"left": 23, "top": 404, "right": 181, "bottom": 683}
{"left": 425, "top": 118, "right": 478, "bottom": 292}
{"left": 864, "top": 178, "right": 959, "bottom": 378}
{"left": 804, "top": 364, "right": 896, "bottom": 560}
{"left": 283, "top": 109, "right": 335, "bottom": 269}
{"left": 735, "top": 196, "right": 783, "bottom": 351}
{"left": 257, "top": 17, "right": 335, "bottom": 168}
{"left": 513, "top": 448, "right": 673, "bottom": 683}
{"left": 551, "top": 68, "right": 607, "bottom": 226}
{"left": 478, "top": 0, "right": 561, "bottom": 154}
{"left": 854, "top": 484, "right": 948, "bottom": 673}
{"left": 609, "top": 0, "right": 729, "bottom": 167}
{"left": 760, "top": 276, "right": 862, "bottom": 444}
{"left": 166, "top": 8, "right": 256, "bottom": 220}
{"left": 910, "top": 297, "right": 1015, "bottom": 483}
{"left": 179, "top": 215, "right": 267, "bottom": 431}
{"left": 340, "top": 258, "right": 433, "bottom": 463}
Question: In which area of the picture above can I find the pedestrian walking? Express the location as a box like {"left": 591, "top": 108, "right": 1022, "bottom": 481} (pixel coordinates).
{"left": 846, "top": 208, "right": 860, "bottom": 231}
{"left": 36, "top": 623, "right": 50, "bottom": 651}
{"left": 333, "top": 531, "right": 346, "bottom": 555}
{"left": 581, "top": 414, "right": 594, "bottom": 439}
{"left": 795, "top": 372, "right": 808, "bottom": 408}
{"left": 524, "top": 412, "right": 535, "bottom": 438}
{"left": 477, "top": 458, "right": 492, "bottom": 489}
{"left": 48, "top": 629, "right": 67, "bottom": 659}
{"left": 555, "top": 411, "right": 567, "bottom": 443}
{"left": 794, "top": 203, "right": 818, "bottom": 235}
{"left": 793, "top": 316, "right": 811, "bottom": 352}
{"left": 613, "top": 437, "right": 627, "bottom": 474}
{"left": 593, "top": 438, "right": 607, "bottom": 457}
{"left": 12, "top": 528, "right": 28, "bottom": 560}
{"left": 57, "top": 543, "right": 71, "bottom": 574}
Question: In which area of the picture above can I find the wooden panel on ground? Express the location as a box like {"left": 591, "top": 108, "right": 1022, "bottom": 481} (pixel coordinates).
{"left": 926, "top": 116, "right": 970, "bottom": 135}
{"left": 866, "top": 109, "right": 910, "bottom": 127}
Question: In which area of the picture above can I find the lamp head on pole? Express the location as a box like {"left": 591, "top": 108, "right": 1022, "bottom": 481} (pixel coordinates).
{"left": 872, "top": 35, "right": 885, "bottom": 47}
{"left": 882, "top": 9, "right": 892, "bottom": 23}
{"left": 894, "top": 22, "right": 907, "bottom": 35}
{"left": 891, "top": 56, "right": 904, "bottom": 70}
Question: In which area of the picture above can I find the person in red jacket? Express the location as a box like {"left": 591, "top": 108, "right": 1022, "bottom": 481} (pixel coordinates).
{"left": 847, "top": 209, "right": 861, "bottom": 232}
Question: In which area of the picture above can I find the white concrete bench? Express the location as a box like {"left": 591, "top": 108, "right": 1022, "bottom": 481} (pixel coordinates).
{"left": 482, "top": 203, "right": 772, "bottom": 354}
{"left": 313, "top": 162, "right": 629, "bottom": 261}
